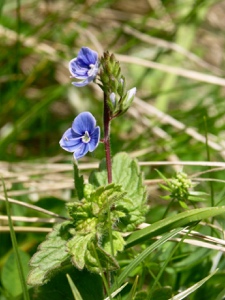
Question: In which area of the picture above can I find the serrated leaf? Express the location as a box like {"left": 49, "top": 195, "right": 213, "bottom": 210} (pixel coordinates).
{"left": 102, "top": 231, "right": 125, "bottom": 255}
{"left": 67, "top": 183, "right": 126, "bottom": 233}
{"left": 85, "top": 243, "right": 119, "bottom": 273}
{"left": 27, "top": 221, "right": 73, "bottom": 286}
{"left": 89, "top": 152, "right": 147, "bottom": 231}
{"left": 126, "top": 206, "right": 225, "bottom": 248}
{"left": 90, "top": 152, "right": 146, "bottom": 206}
{"left": 67, "top": 233, "right": 94, "bottom": 270}
{"left": 32, "top": 267, "right": 103, "bottom": 300}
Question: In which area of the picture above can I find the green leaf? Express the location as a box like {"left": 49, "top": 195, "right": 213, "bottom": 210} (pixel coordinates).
{"left": 112, "top": 228, "right": 183, "bottom": 289}
{"left": 67, "top": 183, "right": 126, "bottom": 233}
{"left": 133, "top": 291, "right": 148, "bottom": 300}
{"left": 73, "top": 160, "right": 84, "bottom": 200}
{"left": 126, "top": 206, "right": 225, "bottom": 248}
{"left": 85, "top": 243, "right": 120, "bottom": 273}
{"left": 1, "top": 250, "right": 30, "bottom": 298}
{"left": 168, "top": 269, "right": 218, "bottom": 300}
{"left": 31, "top": 267, "right": 103, "bottom": 300}
{"left": 126, "top": 276, "right": 139, "bottom": 300}
{"left": 89, "top": 152, "right": 148, "bottom": 231}
{"left": 27, "top": 221, "right": 74, "bottom": 286}
{"left": 104, "top": 283, "right": 128, "bottom": 300}
{"left": 67, "top": 233, "right": 94, "bottom": 270}
{"left": 149, "top": 286, "right": 173, "bottom": 300}
{"left": 173, "top": 247, "right": 210, "bottom": 271}
{"left": 67, "top": 232, "right": 121, "bottom": 273}
{"left": 66, "top": 274, "right": 83, "bottom": 300}
{"left": 2, "top": 178, "right": 30, "bottom": 300}
{"left": 102, "top": 231, "right": 125, "bottom": 255}
{"left": 90, "top": 152, "right": 146, "bottom": 206}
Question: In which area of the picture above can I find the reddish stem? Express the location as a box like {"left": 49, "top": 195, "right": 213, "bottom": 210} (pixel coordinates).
{"left": 103, "top": 93, "right": 112, "bottom": 184}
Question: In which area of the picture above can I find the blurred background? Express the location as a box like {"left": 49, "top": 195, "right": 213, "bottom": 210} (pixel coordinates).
{"left": 1, "top": 0, "right": 225, "bottom": 164}
{"left": 1, "top": 1, "right": 225, "bottom": 298}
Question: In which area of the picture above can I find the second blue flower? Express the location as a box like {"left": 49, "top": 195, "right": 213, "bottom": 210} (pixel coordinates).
{"left": 59, "top": 112, "right": 100, "bottom": 160}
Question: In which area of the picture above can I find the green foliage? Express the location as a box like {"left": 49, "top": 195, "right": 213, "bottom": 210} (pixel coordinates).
{"left": 158, "top": 170, "right": 208, "bottom": 208}
{"left": 149, "top": 286, "right": 173, "bottom": 300}
{"left": 30, "top": 268, "right": 103, "bottom": 300}
{"left": 73, "top": 161, "right": 84, "bottom": 201}
{"left": 2, "top": 0, "right": 225, "bottom": 299}
{"left": 90, "top": 152, "right": 148, "bottom": 231}
{"left": 66, "top": 274, "right": 83, "bottom": 300}
{"left": 66, "top": 183, "right": 126, "bottom": 272}
{"left": 66, "top": 153, "right": 147, "bottom": 272}
{"left": 27, "top": 221, "right": 73, "bottom": 286}
{"left": 126, "top": 206, "right": 225, "bottom": 247}
{"left": 2, "top": 179, "right": 30, "bottom": 300}
{"left": 169, "top": 269, "right": 218, "bottom": 300}
{"left": 1, "top": 250, "right": 30, "bottom": 298}
{"left": 27, "top": 153, "right": 147, "bottom": 283}
{"left": 99, "top": 52, "right": 135, "bottom": 117}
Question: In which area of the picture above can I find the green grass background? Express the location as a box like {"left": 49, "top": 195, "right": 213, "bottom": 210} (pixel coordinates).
{"left": 1, "top": 0, "right": 225, "bottom": 299}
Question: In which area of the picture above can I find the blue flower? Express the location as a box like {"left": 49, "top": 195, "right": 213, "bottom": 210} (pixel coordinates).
{"left": 59, "top": 112, "right": 100, "bottom": 160}
{"left": 69, "top": 47, "right": 99, "bottom": 87}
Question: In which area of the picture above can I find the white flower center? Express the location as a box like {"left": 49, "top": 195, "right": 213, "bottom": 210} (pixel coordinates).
{"left": 82, "top": 131, "right": 91, "bottom": 143}
{"left": 88, "top": 64, "right": 97, "bottom": 76}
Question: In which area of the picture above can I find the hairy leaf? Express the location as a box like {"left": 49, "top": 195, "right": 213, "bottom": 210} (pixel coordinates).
{"left": 67, "top": 233, "right": 95, "bottom": 270}
{"left": 31, "top": 267, "right": 103, "bottom": 300}
{"left": 66, "top": 183, "right": 126, "bottom": 233}
{"left": 27, "top": 221, "right": 74, "bottom": 286}
{"left": 89, "top": 152, "right": 148, "bottom": 231}
{"left": 85, "top": 243, "right": 120, "bottom": 273}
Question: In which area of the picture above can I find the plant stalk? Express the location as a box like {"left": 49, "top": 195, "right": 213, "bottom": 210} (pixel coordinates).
{"left": 103, "top": 92, "right": 112, "bottom": 184}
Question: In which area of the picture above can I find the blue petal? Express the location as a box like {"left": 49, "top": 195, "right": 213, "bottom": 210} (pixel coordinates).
{"left": 73, "top": 143, "right": 89, "bottom": 160}
{"left": 72, "top": 112, "right": 96, "bottom": 135}
{"left": 78, "top": 47, "right": 98, "bottom": 66}
{"left": 71, "top": 77, "right": 91, "bottom": 87}
{"left": 59, "top": 128, "right": 81, "bottom": 152}
{"left": 88, "top": 126, "right": 100, "bottom": 152}
{"left": 59, "top": 138, "right": 82, "bottom": 153}
{"left": 69, "top": 59, "right": 88, "bottom": 78}
{"left": 62, "top": 128, "right": 81, "bottom": 140}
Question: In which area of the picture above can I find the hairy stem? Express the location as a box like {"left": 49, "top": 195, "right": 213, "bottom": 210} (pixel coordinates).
{"left": 103, "top": 92, "right": 112, "bottom": 184}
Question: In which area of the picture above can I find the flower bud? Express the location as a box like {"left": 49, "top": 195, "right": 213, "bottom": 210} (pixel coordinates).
{"left": 120, "top": 87, "right": 136, "bottom": 113}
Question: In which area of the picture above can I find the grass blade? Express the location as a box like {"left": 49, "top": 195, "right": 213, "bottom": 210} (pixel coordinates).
{"left": 2, "top": 178, "right": 30, "bottom": 300}
{"left": 169, "top": 269, "right": 218, "bottom": 300}
{"left": 66, "top": 274, "right": 83, "bottom": 300}
{"left": 104, "top": 283, "right": 128, "bottom": 300}
{"left": 113, "top": 227, "right": 183, "bottom": 289}
{"left": 126, "top": 206, "right": 225, "bottom": 248}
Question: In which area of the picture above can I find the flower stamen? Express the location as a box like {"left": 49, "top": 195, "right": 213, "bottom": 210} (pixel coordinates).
{"left": 82, "top": 131, "right": 91, "bottom": 143}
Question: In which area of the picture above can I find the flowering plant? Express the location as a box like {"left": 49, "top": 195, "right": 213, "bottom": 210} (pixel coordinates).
{"left": 26, "top": 47, "right": 224, "bottom": 300}
{"left": 27, "top": 47, "right": 147, "bottom": 290}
